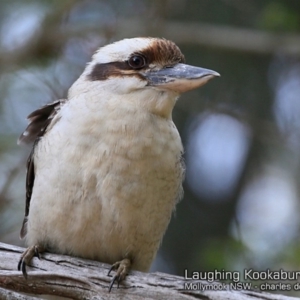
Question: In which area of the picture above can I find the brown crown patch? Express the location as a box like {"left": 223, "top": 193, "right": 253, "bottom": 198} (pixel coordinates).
{"left": 137, "top": 38, "right": 185, "bottom": 67}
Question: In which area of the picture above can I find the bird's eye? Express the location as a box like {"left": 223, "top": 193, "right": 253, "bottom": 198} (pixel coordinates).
{"left": 128, "top": 55, "right": 146, "bottom": 69}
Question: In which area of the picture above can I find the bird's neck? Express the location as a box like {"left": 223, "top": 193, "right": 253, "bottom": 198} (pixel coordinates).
{"left": 140, "top": 90, "right": 178, "bottom": 119}
{"left": 69, "top": 78, "right": 179, "bottom": 120}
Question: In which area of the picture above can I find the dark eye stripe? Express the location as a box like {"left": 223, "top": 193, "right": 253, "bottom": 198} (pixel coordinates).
{"left": 88, "top": 62, "right": 131, "bottom": 81}
{"left": 87, "top": 39, "right": 185, "bottom": 81}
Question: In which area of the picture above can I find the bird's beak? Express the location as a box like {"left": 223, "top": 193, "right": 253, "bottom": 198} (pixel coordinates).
{"left": 144, "top": 63, "right": 220, "bottom": 93}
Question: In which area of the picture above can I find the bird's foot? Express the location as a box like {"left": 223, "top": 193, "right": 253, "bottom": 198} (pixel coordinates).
{"left": 107, "top": 258, "right": 131, "bottom": 292}
{"left": 18, "top": 245, "right": 44, "bottom": 279}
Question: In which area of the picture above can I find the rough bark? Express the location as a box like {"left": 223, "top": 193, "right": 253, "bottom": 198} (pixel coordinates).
{"left": 0, "top": 242, "right": 298, "bottom": 300}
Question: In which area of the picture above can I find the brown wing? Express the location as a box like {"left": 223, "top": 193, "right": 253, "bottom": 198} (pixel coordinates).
{"left": 19, "top": 99, "right": 67, "bottom": 239}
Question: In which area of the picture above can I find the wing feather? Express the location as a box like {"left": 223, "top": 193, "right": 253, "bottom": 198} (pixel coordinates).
{"left": 19, "top": 99, "right": 67, "bottom": 239}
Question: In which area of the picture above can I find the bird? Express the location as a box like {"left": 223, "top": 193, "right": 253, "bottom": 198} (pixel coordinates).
{"left": 17, "top": 37, "right": 219, "bottom": 291}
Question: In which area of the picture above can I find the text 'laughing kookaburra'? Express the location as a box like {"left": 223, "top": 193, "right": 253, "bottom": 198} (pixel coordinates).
{"left": 18, "top": 37, "right": 219, "bottom": 290}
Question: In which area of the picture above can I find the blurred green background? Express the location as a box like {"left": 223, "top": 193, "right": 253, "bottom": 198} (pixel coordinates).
{"left": 1, "top": 0, "right": 300, "bottom": 296}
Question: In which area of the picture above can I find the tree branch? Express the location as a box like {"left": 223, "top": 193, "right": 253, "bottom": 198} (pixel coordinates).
{"left": 0, "top": 242, "right": 297, "bottom": 299}
{"left": 2, "top": 17, "right": 300, "bottom": 71}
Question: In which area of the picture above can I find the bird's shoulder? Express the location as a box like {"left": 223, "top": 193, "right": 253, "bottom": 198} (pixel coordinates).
{"left": 19, "top": 99, "right": 67, "bottom": 239}
{"left": 18, "top": 99, "right": 67, "bottom": 145}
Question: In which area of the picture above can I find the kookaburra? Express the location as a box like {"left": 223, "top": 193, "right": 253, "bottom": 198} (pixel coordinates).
{"left": 18, "top": 37, "right": 219, "bottom": 290}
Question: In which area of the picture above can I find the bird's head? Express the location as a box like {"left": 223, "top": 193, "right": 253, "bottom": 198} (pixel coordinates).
{"left": 69, "top": 37, "right": 219, "bottom": 119}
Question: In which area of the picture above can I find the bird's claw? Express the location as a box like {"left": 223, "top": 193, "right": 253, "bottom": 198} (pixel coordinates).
{"left": 107, "top": 258, "right": 131, "bottom": 292}
{"left": 18, "top": 245, "right": 43, "bottom": 278}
